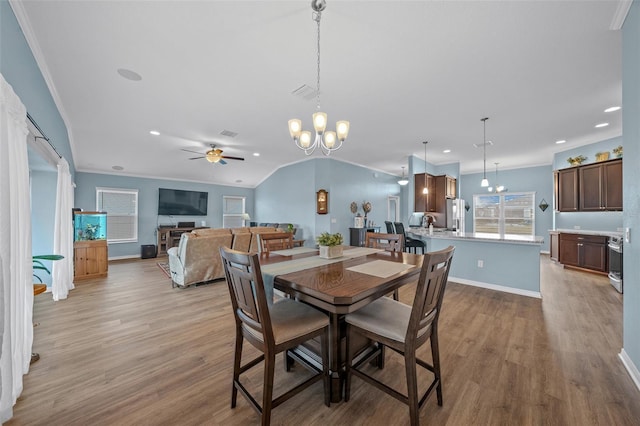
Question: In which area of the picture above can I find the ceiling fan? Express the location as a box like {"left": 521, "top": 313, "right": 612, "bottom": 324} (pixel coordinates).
{"left": 180, "top": 144, "right": 245, "bottom": 165}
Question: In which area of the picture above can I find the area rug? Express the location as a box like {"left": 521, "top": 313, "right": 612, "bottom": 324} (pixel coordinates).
{"left": 157, "top": 262, "right": 171, "bottom": 279}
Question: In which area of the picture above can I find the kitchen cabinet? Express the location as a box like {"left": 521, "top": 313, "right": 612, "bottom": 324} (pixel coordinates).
{"left": 435, "top": 175, "right": 457, "bottom": 200}
{"left": 558, "top": 233, "right": 608, "bottom": 273}
{"left": 414, "top": 173, "right": 435, "bottom": 212}
{"left": 555, "top": 168, "right": 579, "bottom": 212}
{"left": 549, "top": 231, "right": 559, "bottom": 262}
{"left": 555, "top": 159, "right": 622, "bottom": 212}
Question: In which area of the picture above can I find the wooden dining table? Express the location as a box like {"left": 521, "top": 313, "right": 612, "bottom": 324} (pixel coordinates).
{"left": 259, "top": 246, "right": 424, "bottom": 402}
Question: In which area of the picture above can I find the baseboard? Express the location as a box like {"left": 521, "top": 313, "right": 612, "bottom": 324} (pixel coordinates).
{"left": 540, "top": 250, "right": 550, "bottom": 255}
{"left": 108, "top": 255, "right": 141, "bottom": 261}
{"left": 449, "top": 276, "right": 542, "bottom": 299}
{"left": 619, "top": 348, "right": 640, "bottom": 392}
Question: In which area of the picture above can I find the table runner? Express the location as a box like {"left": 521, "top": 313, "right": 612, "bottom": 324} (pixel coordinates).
{"left": 260, "top": 246, "right": 384, "bottom": 303}
{"left": 345, "top": 259, "right": 415, "bottom": 278}
{"left": 270, "top": 247, "right": 318, "bottom": 256}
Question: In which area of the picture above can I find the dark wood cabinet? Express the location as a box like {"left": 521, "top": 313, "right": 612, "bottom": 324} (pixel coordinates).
{"left": 555, "top": 159, "right": 622, "bottom": 212}
{"left": 414, "top": 174, "right": 435, "bottom": 212}
{"left": 349, "top": 227, "right": 378, "bottom": 247}
{"left": 558, "top": 233, "right": 608, "bottom": 273}
{"left": 556, "top": 168, "right": 579, "bottom": 212}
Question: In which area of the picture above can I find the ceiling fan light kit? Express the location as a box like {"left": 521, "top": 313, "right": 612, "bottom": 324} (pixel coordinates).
{"left": 181, "top": 144, "right": 245, "bottom": 165}
{"left": 288, "top": 0, "right": 350, "bottom": 156}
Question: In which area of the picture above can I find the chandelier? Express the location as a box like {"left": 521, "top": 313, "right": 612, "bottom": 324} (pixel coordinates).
{"left": 288, "top": 0, "right": 349, "bottom": 156}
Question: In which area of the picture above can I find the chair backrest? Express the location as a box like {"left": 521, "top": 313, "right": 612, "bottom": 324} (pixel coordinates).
{"left": 259, "top": 232, "right": 293, "bottom": 253}
{"left": 406, "top": 245, "right": 455, "bottom": 344}
{"left": 393, "top": 222, "right": 407, "bottom": 236}
{"left": 219, "top": 246, "right": 274, "bottom": 346}
{"left": 365, "top": 232, "right": 404, "bottom": 252}
{"left": 384, "top": 221, "right": 396, "bottom": 234}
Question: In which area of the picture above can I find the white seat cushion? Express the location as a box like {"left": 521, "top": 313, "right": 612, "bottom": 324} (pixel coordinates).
{"left": 245, "top": 299, "right": 329, "bottom": 345}
{"left": 346, "top": 297, "right": 431, "bottom": 344}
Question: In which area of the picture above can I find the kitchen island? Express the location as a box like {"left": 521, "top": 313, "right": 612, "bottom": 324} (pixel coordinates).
{"left": 408, "top": 228, "right": 544, "bottom": 298}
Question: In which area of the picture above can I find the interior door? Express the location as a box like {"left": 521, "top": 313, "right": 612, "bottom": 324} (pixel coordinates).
{"left": 387, "top": 196, "right": 400, "bottom": 223}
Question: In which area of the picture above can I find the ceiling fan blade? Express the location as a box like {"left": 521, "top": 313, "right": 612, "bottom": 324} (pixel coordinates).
{"left": 188, "top": 156, "right": 205, "bottom": 160}
{"left": 181, "top": 148, "right": 205, "bottom": 155}
{"left": 219, "top": 159, "right": 228, "bottom": 165}
{"left": 220, "top": 155, "right": 245, "bottom": 161}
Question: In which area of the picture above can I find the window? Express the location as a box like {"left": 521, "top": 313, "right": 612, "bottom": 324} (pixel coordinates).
{"left": 96, "top": 188, "right": 138, "bottom": 243}
{"left": 222, "top": 196, "right": 246, "bottom": 228}
{"left": 473, "top": 192, "right": 535, "bottom": 236}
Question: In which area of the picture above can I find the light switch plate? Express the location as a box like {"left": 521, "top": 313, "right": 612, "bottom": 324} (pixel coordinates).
{"left": 625, "top": 227, "right": 630, "bottom": 243}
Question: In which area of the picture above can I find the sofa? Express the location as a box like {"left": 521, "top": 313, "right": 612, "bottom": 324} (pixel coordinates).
{"left": 167, "top": 226, "right": 281, "bottom": 288}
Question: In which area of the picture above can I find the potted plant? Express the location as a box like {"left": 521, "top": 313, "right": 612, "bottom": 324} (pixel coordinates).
{"left": 33, "top": 254, "right": 64, "bottom": 283}
{"left": 316, "top": 232, "right": 344, "bottom": 259}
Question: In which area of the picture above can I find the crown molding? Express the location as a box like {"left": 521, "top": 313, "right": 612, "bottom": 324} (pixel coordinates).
{"left": 610, "top": 0, "right": 633, "bottom": 30}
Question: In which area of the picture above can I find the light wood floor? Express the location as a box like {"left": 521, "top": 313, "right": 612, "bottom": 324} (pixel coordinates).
{"left": 7, "top": 255, "right": 640, "bottom": 425}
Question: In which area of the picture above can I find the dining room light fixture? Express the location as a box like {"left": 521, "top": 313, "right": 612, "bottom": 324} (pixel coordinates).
{"left": 487, "top": 162, "right": 506, "bottom": 193}
{"left": 398, "top": 166, "right": 409, "bottom": 186}
{"left": 422, "top": 141, "right": 429, "bottom": 195}
{"left": 288, "top": 0, "right": 349, "bottom": 156}
{"left": 480, "top": 117, "right": 489, "bottom": 187}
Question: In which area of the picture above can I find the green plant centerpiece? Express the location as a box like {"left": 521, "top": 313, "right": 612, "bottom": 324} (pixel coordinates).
{"left": 567, "top": 155, "right": 587, "bottom": 166}
{"left": 316, "top": 232, "right": 344, "bottom": 259}
{"left": 33, "top": 254, "right": 64, "bottom": 283}
{"left": 613, "top": 145, "right": 623, "bottom": 158}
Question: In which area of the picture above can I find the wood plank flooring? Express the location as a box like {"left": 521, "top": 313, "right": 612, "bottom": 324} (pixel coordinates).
{"left": 7, "top": 255, "right": 640, "bottom": 425}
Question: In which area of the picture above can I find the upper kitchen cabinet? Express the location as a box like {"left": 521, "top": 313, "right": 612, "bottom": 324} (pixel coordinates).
{"left": 555, "top": 158, "right": 622, "bottom": 212}
{"left": 414, "top": 173, "right": 435, "bottom": 212}
{"left": 555, "top": 168, "right": 579, "bottom": 212}
{"left": 579, "top": 159, "right": 623, "bottom": 211}
{"left": 435, "top": 175, "right": 457, "bottom": 199}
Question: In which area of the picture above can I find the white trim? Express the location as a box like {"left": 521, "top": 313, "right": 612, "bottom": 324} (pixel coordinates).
{"left": 619, "top": 349, "right": 640, "bottom": 392}
{"left": 8, "top": 1, "right": 78, "bottom": 162}
{"left": 108, "top": 254, "right": 140, "bottom": 261}
{"left": 449, "top": 276, "right": 542, "bottom": 299}
{"left": 610, "top": 0, "right": 633, "bottom": 30}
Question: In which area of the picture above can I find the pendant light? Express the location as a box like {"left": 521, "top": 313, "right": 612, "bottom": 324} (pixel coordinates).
{"left": 488, "top": 162, "right": 506, "bottom": 193}
{"left": 397, "top": 167, "right": 409, "bottom": 186}
{"left": 480, "top": 117, "right": 489, "bottom": 187}
{"left": 422, "top": 141, "right": 429, "bottom": 195}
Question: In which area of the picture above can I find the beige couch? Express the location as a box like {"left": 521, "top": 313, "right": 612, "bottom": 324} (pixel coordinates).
{"left": 167, "top": 227, "right": 280, "bottom": 288}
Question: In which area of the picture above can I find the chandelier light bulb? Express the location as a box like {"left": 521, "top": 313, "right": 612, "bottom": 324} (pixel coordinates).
{"left": 324, "top": 131, "right": 336, "bottom": 148}
{"left": 300, "top": 131, "right": 312, "bottom": 148}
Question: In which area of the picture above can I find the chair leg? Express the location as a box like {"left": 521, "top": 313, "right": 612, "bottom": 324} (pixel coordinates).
{"left": 344, "top": 324, "right": 353, "bottom": 402}
{"left": 392, "top": 289, "right": 399, "bottom": 301}
{"left": 430, "top": 330, "right": 443, "bottom": 406}
{"left": 231, "top": 333, "right": 243, "bottom": 408}
{"left": 321, "top": 327, "right": 330, "bottom": 407}
{"left": 262, "top": 352, "right": 276, "bottom": 426}
{"left": 405, "top": 351, "right": 420, "bottom": 426}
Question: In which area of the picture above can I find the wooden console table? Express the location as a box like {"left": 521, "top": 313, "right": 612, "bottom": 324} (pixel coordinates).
{"left": 157, "top": 226, "right": 207, "bottom": 256}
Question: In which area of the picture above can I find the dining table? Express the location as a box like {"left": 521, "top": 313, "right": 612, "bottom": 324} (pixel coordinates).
{"left": 259, "top": 245, "right": 424, "bottom": 402}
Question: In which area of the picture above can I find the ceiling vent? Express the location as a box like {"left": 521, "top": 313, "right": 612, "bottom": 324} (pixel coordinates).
{"left": 220, "top": 129, "right": 238, "bottom": 138}
{"left": 291, "top": 84, "right": 319, "bottom": 101}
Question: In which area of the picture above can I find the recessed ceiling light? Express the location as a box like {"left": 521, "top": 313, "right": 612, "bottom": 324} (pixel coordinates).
{"left": 595, "top": 123, "right": 609, "bottom": 128}
{"left": 117, "top": 68, "right": 142, "bottom": 81}
{"left": 149, "top": 130, "right": 160, "bottom": 136}
{"left": 253, "top": 152, "right": 260, "bottom": 157}
{"left": 555, "top": 140, "right": 566, "bottom": 144}
{"left": 235, "top": 179, "right": 243, "bottom": 183}
{"left": 112, "top": 165, "right": 124, "bottom": 171}
{"left": 604, "top": 106, "right": 621, "bottom": 112}
{"left": 443, "top": 149, "right": 451, "bottom": 153}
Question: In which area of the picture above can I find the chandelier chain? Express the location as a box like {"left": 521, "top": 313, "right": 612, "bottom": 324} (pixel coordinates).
{"left": 315, "top": 10, "right": 322, "bottom": 111}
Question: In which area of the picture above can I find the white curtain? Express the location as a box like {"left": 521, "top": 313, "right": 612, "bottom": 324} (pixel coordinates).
{"left": 0, "top": 74, "right": 33, "bottom": 422}
{"left": 52, "top": 158, "right": 74, "bottom": 301}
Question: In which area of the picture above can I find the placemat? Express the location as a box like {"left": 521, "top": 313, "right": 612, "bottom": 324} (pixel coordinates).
{"left": 346, "top": 259, "right": 415, "bottom": 278}
{"left": 270, "top": 247, "right": 318, "bottom": 256}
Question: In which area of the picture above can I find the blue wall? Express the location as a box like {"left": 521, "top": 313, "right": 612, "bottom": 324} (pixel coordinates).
{"left": 30, "top": 170, "right": 58, "bottom": 285}
{"left": 75, "top": 172, "right": 254, "bottom": 258}
{"left": 459, "top": 165, "right": 554, "bottom": 252}
{"left": 622, "top": 0, "right": 640, "bottom": 386}
{"left": 255, "top": 158, "right": 403, "bottom": 246}
{"left": 552, "top": 138, "right": 624, "bottom": 232}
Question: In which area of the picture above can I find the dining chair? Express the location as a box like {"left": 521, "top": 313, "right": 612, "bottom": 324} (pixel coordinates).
{"left": 259, "top": 232, "right": 293, "bottom": 253}
{"left": 384, "top": 220, "right": 396, "bottom": 234}
{"left": 364, "top": 232, "right": 405, "bottom": 301}
{"left": 219, "top": 246, "right": 330, "bottom": 425}
{"left": 394, "top": 221, "right": 425, "bottom": 254}
{"left": 344, "top": 245, "right": 455, "bottom": 426}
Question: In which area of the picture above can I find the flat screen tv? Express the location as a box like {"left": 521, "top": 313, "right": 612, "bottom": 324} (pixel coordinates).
{"left": 158, "top": 188, "right": 208, "bottom": 216}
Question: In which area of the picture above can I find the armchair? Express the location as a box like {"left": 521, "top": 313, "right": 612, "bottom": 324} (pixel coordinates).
{"left": 167, "top": 232, "right": 233, "bottom": 288}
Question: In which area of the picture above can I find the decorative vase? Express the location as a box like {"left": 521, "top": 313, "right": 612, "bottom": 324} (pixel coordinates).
{"left": 319, "top": 245, "right": 343, "bottom": 259}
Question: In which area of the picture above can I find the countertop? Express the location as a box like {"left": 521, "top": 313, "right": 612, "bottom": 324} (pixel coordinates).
{"left": 551, "top": 228, "right": 623, "bottom": 237}
{"left": 408, "top": 228, "right": 544, "bottom": 245}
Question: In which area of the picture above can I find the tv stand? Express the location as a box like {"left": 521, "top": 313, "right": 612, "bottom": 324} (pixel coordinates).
{"left": 157, "top": 226, "right": 206, "bottom": 256}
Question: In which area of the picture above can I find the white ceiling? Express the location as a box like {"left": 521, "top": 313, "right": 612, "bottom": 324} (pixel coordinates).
{"left": 15, "top": 1, "right": 624, "bottom": 187}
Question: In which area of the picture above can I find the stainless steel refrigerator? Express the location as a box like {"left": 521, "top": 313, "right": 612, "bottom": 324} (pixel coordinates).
{"left": 445, "top": 199, "right": 466, "bottom": 232}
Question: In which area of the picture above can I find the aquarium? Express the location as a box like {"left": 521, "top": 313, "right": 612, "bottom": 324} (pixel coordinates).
{"left": 74, "top": 211, "right": 107, "bottom": 241}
